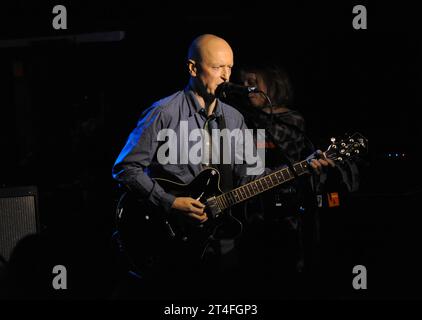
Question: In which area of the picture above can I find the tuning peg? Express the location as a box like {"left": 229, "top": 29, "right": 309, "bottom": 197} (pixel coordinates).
{"left": 349, "top": 139, "right": 354, "bottom": 143}
{"left": 337, "top": 157, "right": 343, "bottom": 161}
{"left": 330, "top": 137, "right": 336, "bottom": 143}
{"left": 341, "top": 142, "right": 346, "bottom": 147}
{"left": 355, "top": 150, "right": 360, "bottom": 154}
{"left": 346, "top": 152, "right": 350, "bottom": 157}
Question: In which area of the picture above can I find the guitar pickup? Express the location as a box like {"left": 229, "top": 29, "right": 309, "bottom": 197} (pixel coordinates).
{"left": 206, "top": 196, "right": 222, "bottom": 219}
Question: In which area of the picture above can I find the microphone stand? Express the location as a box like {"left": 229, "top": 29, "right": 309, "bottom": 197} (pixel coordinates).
{"left": 257, "top": 90, "right": 274, "bottom": 132}
{"left": 255, "top": 91, "right": 298, "bottom": 178}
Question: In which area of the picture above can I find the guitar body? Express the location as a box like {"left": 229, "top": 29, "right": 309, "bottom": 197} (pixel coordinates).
{"left": 115, "top": 133, "right": 368, "bottom": 278}
{"left": 115, "top": 168, "right": 242, "bottom": 277}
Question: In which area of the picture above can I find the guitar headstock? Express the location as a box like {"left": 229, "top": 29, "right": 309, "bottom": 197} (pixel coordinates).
{"left": 325, "top": 132, "right": 368, "bottom": 163}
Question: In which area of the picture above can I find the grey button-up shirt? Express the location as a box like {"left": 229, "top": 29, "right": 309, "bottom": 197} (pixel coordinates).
{"left": 112, "top": 88, "right": 267, "bottom": 212}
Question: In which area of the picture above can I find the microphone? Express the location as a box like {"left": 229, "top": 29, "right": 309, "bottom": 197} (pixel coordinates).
{"left": 215, "top": 82, "right": 259, "bottom": 99}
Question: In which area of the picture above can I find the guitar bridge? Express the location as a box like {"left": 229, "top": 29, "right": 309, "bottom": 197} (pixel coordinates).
{"left": 206, "top": 196, "right": 222, "bottom": 219}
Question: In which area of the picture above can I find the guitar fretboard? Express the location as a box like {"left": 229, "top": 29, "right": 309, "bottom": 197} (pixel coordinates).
{"left": 215, "top": 160, "right": 310, "bottom": 210}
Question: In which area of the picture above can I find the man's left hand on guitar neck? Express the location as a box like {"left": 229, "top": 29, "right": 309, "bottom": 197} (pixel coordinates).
{"left": 308, "top": 150, "right": 336, "bottom": 174}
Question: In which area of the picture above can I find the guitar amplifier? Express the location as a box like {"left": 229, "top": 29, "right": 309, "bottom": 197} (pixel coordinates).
{"left": 0, "top": 186, "right": 40, "bottom": 262}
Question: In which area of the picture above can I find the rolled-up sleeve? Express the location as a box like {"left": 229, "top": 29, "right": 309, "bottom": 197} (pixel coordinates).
{"left": 112, "top": 107, "right": 176, "bottom": 212}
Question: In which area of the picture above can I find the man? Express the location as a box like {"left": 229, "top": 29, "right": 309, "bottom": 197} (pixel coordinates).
{"left": 112, "top": 34, "right": 333, "bottom": 298}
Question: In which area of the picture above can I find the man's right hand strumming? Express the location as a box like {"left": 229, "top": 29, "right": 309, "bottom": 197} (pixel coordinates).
{"left": 171, "top": 197, "right": 208, "bottom": 222}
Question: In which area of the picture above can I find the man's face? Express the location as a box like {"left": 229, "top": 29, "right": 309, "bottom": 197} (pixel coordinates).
{"left": 190, "top": 41, "right": 234, "bottom": 97}
{"left": 240, "top": 71, "right": 268, "bottom": 108}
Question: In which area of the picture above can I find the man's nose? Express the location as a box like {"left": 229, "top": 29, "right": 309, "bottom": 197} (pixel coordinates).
{"left": 221, "top": 68, "right": 230, "bottom": 81}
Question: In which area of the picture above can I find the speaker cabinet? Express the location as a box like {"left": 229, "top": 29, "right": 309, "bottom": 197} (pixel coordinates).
{"left": 0, "top": 186, "right": 39, "bottom": 262}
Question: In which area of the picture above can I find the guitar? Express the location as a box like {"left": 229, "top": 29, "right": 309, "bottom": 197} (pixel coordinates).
{"left": 115, "top": 132, "right": 367, "bottom": 277}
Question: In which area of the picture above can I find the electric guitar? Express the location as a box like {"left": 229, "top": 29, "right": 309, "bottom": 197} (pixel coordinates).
{"left": 115, "top": 132, "right": 367, "bottom": 277}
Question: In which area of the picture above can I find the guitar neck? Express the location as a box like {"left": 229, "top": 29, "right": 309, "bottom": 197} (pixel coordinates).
{"left": 215, "top": 160, "right": 310, "bottom": 210}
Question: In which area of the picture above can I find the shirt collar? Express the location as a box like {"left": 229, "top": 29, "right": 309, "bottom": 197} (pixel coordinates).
{"left": 184, "top": 86, "right": 222, "bottom": 118}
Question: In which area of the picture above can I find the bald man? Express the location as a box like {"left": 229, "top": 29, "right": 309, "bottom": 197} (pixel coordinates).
{"left": 187, "top": 34, "right": 233, "bottom": 117}
{"left": 112, "top": 35, "right": 247, "bottom": 297}
{"left": 114, "top": 34, "right": 255, "bottom": 222}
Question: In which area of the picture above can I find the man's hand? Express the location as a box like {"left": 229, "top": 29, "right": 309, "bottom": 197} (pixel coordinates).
{"left": 308, "top": 150, "right": 335, "bottom": 174}
{"left": 171, "top": 197, "right": 208, "bottom": 222}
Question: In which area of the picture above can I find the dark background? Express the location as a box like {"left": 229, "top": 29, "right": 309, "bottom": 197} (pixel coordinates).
{"left": 0, "top": 1, "right": 421, "bottom": 300}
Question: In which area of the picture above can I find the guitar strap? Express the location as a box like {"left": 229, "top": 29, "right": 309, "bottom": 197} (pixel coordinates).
{"left": 215, "top": 114, "right": 234, "bottom": 193}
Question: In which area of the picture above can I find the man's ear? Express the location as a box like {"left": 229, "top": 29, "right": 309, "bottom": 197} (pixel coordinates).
{"left": 187, "top": 59, "right": 197, "bottom": 77}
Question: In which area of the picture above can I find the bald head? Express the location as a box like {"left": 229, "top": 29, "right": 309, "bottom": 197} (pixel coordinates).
{"left": 186, "top": 34, "right": 234, "bottom": 108}
{"left": 187, "top": 34, "right": 233, "bottom": 63}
